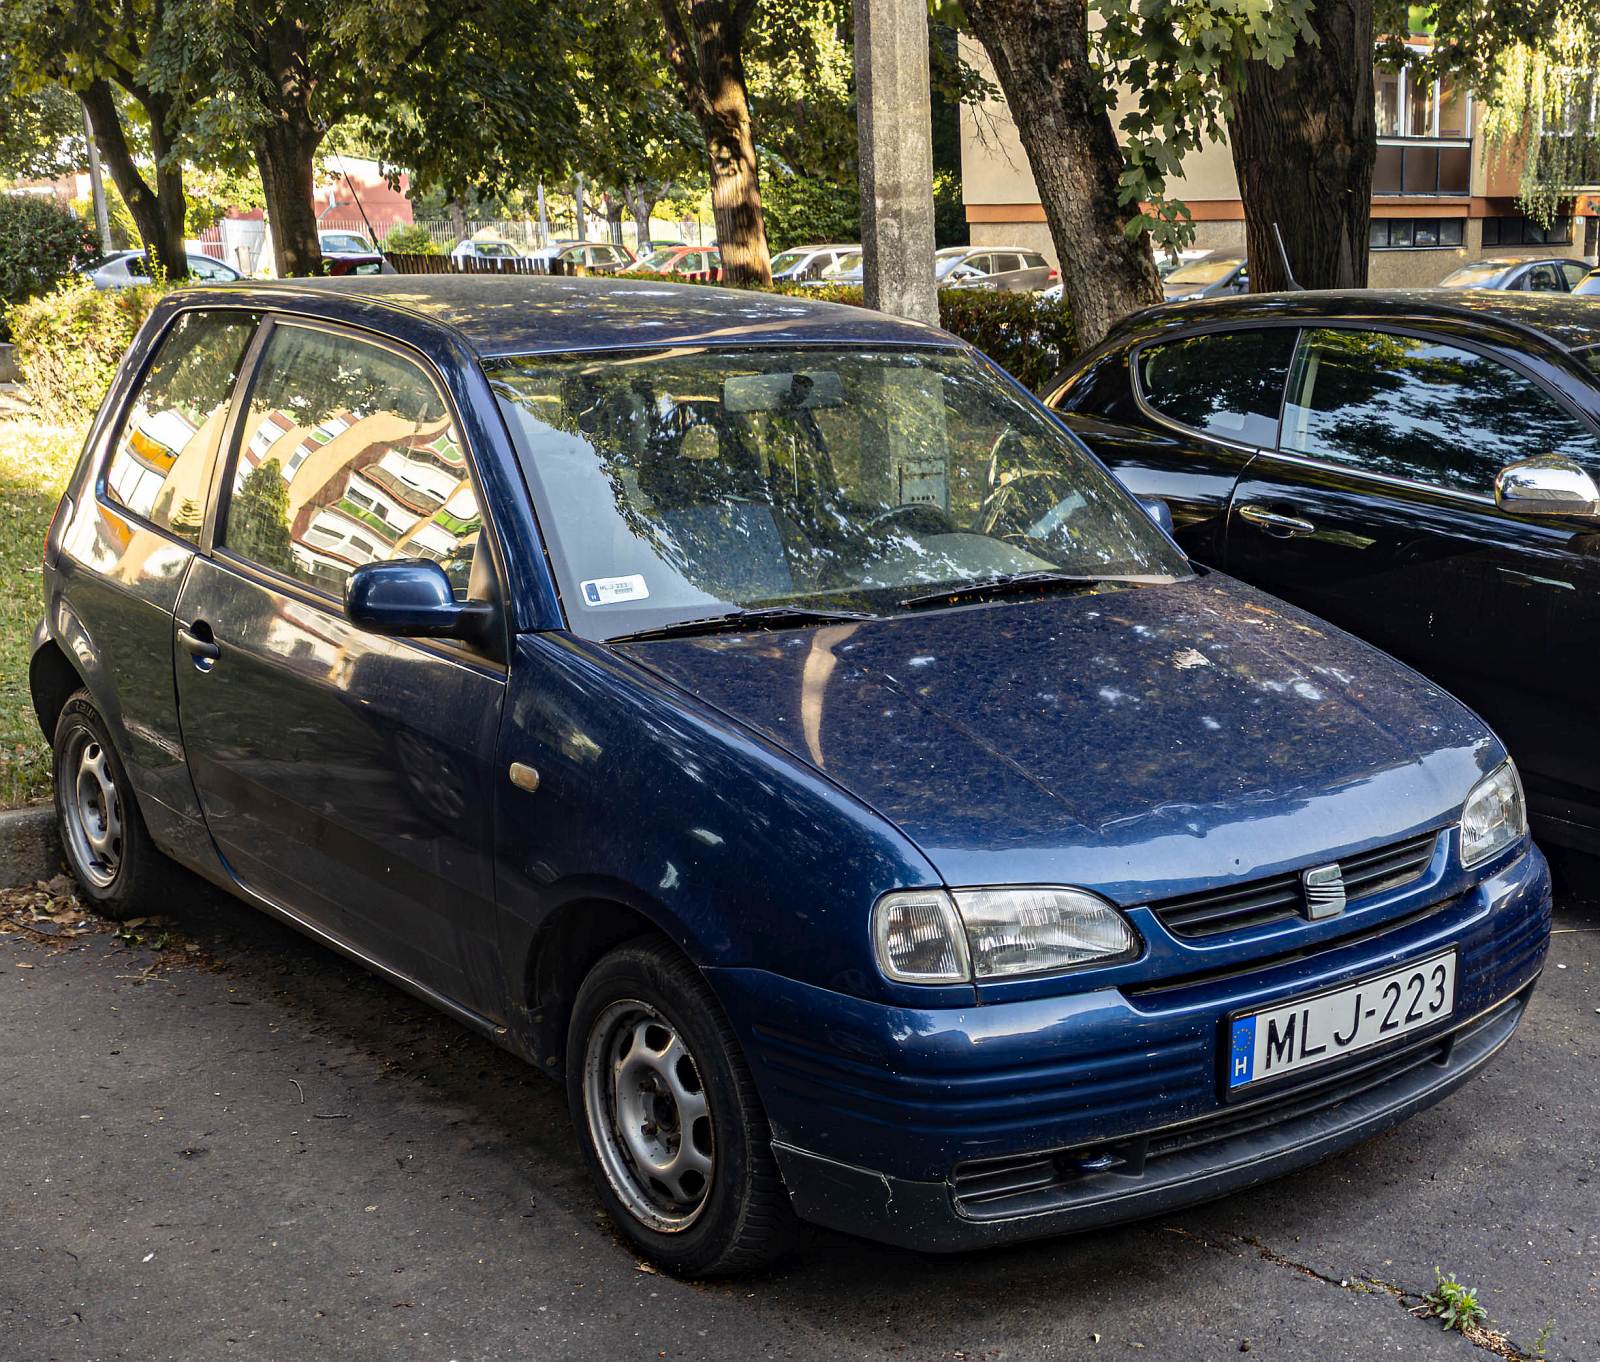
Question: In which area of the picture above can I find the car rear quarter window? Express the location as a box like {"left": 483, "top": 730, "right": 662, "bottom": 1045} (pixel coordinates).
{"left": 1281, "top": 327, "right": 1600, "bottom": 493}
{"left": 223, "top": 325, "right": 483, "bottom": 599}
{"left": 103, "top": 309, "right": 259, "bottom": 541}
{"left": 1134, "top": 328, "right": 1296, "bottom": 447}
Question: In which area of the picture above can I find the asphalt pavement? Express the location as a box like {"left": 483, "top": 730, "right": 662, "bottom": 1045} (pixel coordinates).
{"left": 0, "top": 865, "right": 1594, "bottom": 1362}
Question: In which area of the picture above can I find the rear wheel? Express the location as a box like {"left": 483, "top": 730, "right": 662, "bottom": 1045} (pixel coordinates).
{"left": 52, "top": 691, "right": 177, "bottom": 920}
{"left": 567, "top": 939, "right": 795, "bottom": 1275}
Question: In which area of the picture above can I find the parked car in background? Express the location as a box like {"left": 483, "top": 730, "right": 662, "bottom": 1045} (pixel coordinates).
{"left": 769, "top": 243, "right": 857, "bottom": 283}
{"left": 631, "top": 244, "right": 721, "bottom": 276}
{"left": 450, "top": 237, "right": 524, "bottom": 263}
{"left": 82, "top": 250, "right": 242, "bottom": 289}
{"left": 1162, "top": 255, "right": 1249, "bottom": 301}
{"left": 317, "top": 228, "right": 391, "bottom": 275}
{"left": 1047, "top": 288, "right": 1600, "bottom": 852}
{"left": 526, "top": 241, "right": 636, "bottom": 274}
{"left": 1039, "top": 248, "right": 1209, "bottom": 305}
{"left": 935, "top": 245, "right": 1056, "bottom": 291}
{"left": 1571, "top": 268, "right": 1600, "bottom": 297}
{"left": 1437, "top": 257, "right": 1592, "bottom": 292}
{"left": 34, "top": 275, "right": 1548, "bottom": 1275}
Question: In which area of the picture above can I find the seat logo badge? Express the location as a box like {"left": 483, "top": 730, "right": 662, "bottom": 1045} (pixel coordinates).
{"left": 1302, "top": 864, "right": 1347, "bottom": 919}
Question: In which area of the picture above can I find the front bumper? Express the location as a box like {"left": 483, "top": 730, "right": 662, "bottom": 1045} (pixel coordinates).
{"left": 711, "top": 841, "right": 1550, "bottom": 1252}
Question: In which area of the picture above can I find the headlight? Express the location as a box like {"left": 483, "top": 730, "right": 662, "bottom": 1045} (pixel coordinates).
{"left": 1460, "top": 760, "right": 1527, "bottom": 869}
{"left": 873, "top": 887, "right": 1137, "bottom": 983}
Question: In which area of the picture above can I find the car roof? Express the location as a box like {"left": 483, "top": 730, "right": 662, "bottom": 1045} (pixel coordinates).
{"left": 181, "top": 275, "right": 950, "bottom": 359}
{"left": 1114, "top": 287, "right": 1600, "bottom": 358}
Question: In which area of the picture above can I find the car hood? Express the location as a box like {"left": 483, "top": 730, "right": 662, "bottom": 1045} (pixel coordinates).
{"left": 612, "top": 576, "right": 1499, "bottom": 903}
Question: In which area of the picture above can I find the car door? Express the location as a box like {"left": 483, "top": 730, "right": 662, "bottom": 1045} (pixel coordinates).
{"left": 173, "top": 317, "right": 511, "bottom": 1020}
{"left": 1226, "top": 324, "right": 1600, "bottom": 840}
{"left": 1048, "top": 326, "right": 1299, "bottom": 563}
{"left": 1522, "top": 263, "right": 1564, "bottom": 292}
{"left": 53, "top": 307, "right": 260, "bottom": 856}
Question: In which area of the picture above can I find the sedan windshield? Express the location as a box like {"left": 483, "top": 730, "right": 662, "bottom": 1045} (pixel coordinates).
{"left": 490, "top": 347, "right": 1189, "bottom": 640}
{"left": 321, "top": 233, "right": 372, "bottom": 253}
{"left": 1439, "top": 263, "right": 1512, "bottom": 288}
{"left": 1166, "top": 258, "right": 1241, "bottom": 286}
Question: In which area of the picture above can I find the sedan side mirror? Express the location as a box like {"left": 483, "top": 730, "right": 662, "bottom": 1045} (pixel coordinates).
{"left": 1139, "top": 497, "right": 1175, "bottom": 535}
{"left": 1493, "top": 455, "right": 1600, "bottom": 519}
{"left": 345, "top": 560, "right": 498, "bottom": 646}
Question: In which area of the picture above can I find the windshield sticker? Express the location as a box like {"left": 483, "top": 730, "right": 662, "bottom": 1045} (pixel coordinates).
{"left": 581, "top": 574, "right": 650, "bottom": 606}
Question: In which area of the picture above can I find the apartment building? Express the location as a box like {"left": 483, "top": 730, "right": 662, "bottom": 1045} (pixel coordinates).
{"left": 959, "top": 38, "right": 1600, "bottom": 284}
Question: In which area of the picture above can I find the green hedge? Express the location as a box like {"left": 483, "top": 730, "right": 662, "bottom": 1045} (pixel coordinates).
{"left": 0, "top": 195, "right": 98, "bottom": 341}
{"left": 7, "top": 279, "right": 165, "bottom": 425}
{"left": 714, "top": 279, "right": 1075, "bottom": 390}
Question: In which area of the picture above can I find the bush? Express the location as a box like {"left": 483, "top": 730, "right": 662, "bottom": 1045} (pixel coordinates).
{"left": 0, "top": 195, "right": 98, "bottom": 339}
{"left": 384, "top": 223, "right": 440, "bottom": 255}
{"left": 761, "top": 176, "right": 860, "bottom": 252}
{"left": 685, "top": 277, "right": 1075, "bottom": 390}
{"left": 7, "top": 278, "right": 165, "bottom": 425}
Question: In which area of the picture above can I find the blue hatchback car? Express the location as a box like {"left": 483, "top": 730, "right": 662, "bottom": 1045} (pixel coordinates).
{"left": 33, "top": 277, "right": 1550, "bottom": 1274}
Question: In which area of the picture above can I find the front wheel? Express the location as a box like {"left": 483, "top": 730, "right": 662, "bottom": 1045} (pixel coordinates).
{"left": 567, "top": 939, "right": 795, "bottom": 1275}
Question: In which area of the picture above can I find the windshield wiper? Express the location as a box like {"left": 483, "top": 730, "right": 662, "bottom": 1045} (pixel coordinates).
{"left": 897, "top": 571, "right": 1166, "bottom": 610}
{"left": 609, "top": 604, "right": 879, "bottom": 643}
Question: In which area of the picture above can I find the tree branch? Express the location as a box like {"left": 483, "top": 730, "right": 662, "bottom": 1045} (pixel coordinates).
{"left": 654, "top": 0, "right": 711, "bottom": 120}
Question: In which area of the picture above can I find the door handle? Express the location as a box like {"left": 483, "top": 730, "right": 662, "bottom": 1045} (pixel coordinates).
{"left": 1237, "top": 503, "right": 1316, "bottom": 538}
{"left": 177, "top": 622, "right": 220, "bottom": 663}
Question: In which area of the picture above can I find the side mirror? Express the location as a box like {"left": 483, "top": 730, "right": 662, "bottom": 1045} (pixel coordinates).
{"left": 1493, "top": 455, "right": 1600, "bottom": 519}
{"left": 345, "top": 560, "right": 497, "bottom": 645}
{"left": 1139, "top": 497, "right": 1175, "bottom": 535}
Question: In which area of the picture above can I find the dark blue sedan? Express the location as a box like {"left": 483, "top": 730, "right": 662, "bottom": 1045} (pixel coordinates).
{"left": 32, "top": 277, "right": 1550, "bottom": 1273}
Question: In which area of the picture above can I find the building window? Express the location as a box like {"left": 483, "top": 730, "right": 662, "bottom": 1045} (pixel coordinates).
{"left": 1482, "top": 215, "right": 1574, "bottom": 247}
{"left": 1375, "top": 62, "right": 1472, "bottom": 141}
{"left": 1373, "top": 144, "right": 1471, "bottom": 196}
{"left": 1370, "top": 218, "right": 1466, "bottom": 249}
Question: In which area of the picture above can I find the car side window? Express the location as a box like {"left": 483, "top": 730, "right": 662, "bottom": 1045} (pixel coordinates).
{"left": 1281, "top": 327, "right": 1600, "bottom": 493}
{"left": 103, "top": 310, "right": 259, "bottom": 541}
{"left": 224, "top": 325, "right": 483, "bottom": 599}
{"left": 1134, "top": 328, "right": 1297, "bottom": 447}
{"left": 1525, "top": 264, "right": 1562, "bottom": 292}
{"left": 1560, "top": 261, "right": 1588, "bottom": 289}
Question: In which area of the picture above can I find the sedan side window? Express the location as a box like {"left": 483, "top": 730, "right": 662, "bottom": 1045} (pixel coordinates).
{"left": 1281, "top": 327, "right": 1600, "bottom": 493}
{"left": 103, "top": 310, "right": 259, "bottom": 541}
{"left": 1560, "top": 261, "right": 1588, "bottom": 289}
{"left": 224, "top": 326, "right": 483, "bottom": 598}
{"left": 1135, "top": 328, "right": 1297, "bottom": 447}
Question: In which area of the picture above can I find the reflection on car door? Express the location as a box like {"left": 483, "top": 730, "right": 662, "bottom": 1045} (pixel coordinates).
{"left": 57, "top": 309, "right": 259, "bottom": 854}
{"left": 1226, "top": 325, "right": 1600, "bottom": 840}
{"left": 172, "top": 319, "right": 510, "bottom": 1019}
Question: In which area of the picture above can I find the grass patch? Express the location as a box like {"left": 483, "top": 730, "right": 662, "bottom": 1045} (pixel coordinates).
{"left": 0, "top": 414, "right": 83, "bottom": 807}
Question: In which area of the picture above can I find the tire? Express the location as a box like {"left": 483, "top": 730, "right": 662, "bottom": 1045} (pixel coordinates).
{"left": 52, "top": 690, "right": 179, "bottom": 921}
{"left": 567, "top": 938, "right": 796, "bottom": 1275}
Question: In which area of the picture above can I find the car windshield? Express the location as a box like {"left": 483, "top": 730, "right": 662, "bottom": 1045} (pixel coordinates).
{"left": 770, "top": 250, "right": 811, "bottom": 273}
{"left": 490, "top": 346, "right": 1189, "bottom": 640}
{"left": 636, "top": 248, "right": 680, "bottom": 270}
{"left": 1440, "top": 263, "right": 1511, "bottom": 288}
{"left": 1166, "top": 258, "right": 1240, "bottom": 285}
{"left": 321, "top": 233, "right": 372, "bottom": 253}
{"left": 823, "top": 252, "right": 862, "bottom": 276}
{"left": 1574, "top": 272, "right": 1600, "bottom": 297}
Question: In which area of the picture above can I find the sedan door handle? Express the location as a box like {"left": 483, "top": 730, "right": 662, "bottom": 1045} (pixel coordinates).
{"left": 1237, "top": 503, "right": 1316, "bottom": 538}
{"left": 177, "top": 623, "right": 220, "bottom": 662}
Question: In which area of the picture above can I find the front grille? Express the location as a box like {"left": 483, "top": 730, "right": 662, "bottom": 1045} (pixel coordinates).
{"left": 1150, "top": 831, "right": 1439, "bottom": 939}
{"left": 950, "top": 989, "right": 1524, "bottom": 1220}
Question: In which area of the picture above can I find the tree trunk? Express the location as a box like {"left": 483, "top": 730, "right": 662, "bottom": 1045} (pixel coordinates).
{"left": 654, "top": 0, "right": 771, "bottom": 286}
{"left": 255, "top": 118, "right": 323, "bottom": 278}
{"left": 1226, "top": 0, "right": 1374, "bottom": 290}
{"left": 574, "top": 174, "right": 588, "bottom": 240}
{"left": 963, "top": 0, "right": 1160, "bottom": 348}
{"left": 79, "top": 81, "right": 188, "bottom": 280}
{"left": 627, "top": 184, "right": 659, "bottom": 252}
{"left": 603, "top": 193, "right": 626, "bottom": 245}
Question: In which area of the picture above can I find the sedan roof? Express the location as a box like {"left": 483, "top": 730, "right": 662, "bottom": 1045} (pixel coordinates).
{"left": 1114, "top": 287, "right": 1600, "bottom": 359}
{"left": 181, "top": 275, "right": 948, "bottom": 357}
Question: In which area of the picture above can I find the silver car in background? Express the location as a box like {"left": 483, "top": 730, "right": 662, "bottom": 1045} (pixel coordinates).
{"left": 81, "top": 250, "right": 242, "bottom": 289}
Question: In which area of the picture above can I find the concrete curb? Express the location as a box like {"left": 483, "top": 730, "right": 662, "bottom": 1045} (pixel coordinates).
{"left": 0, "top": 806, "right": 63, "bottom": 889}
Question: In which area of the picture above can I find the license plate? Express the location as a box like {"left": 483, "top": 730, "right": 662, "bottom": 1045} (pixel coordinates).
{"left": 1226, "top": 950, "right": 1457, "bottom": 1091}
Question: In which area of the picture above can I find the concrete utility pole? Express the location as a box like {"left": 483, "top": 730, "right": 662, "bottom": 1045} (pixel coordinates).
{"left": 853, "top": 0, "right": 939, "bottom": 327}
{"left": 82, "top": 108, "right": 112, "bottom": 256}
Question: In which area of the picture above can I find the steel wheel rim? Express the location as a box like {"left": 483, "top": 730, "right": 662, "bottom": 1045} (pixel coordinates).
{"left": 583, "top": 998, "right": 714, "bottom": 1233}
{"left": 61, "top": 730, "right": 122, "bottom": 890}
